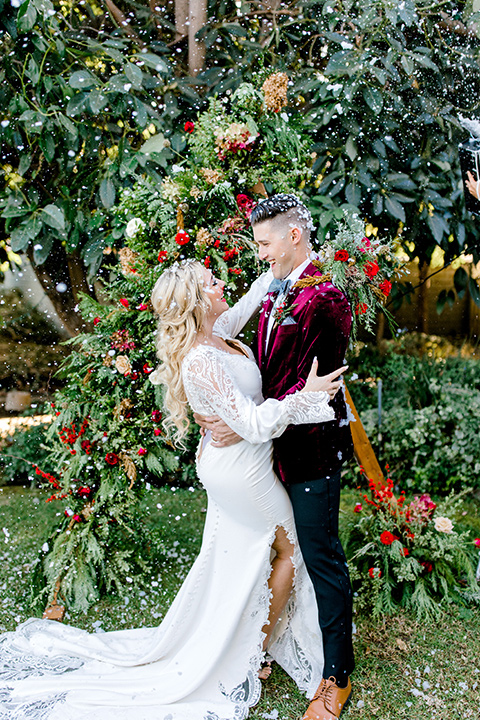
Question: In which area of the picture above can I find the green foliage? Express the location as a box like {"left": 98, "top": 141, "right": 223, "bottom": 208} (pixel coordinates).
{"left": 0, "top": 415, "right": 54, "bottom": 485}
{"left": 341, "top": 482, "right": 480, "bottom": 621}
{"left": 347, "top": 340, "right": 480, "bottom": 493}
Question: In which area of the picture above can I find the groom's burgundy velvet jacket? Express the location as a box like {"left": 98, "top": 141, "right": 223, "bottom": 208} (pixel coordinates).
{"left": 254, "top": 261, "right": 353, "bottom": 485}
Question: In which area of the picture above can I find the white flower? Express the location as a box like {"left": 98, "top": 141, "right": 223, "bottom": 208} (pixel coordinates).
{"left": 434, "top": 516, "right": 453, "bottom": 534}
{"left": 125, "top": 218, "right": 146, "bottom": 238}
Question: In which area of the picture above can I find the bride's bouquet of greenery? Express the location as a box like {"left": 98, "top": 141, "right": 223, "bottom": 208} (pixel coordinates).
{"left": 342, "top": 477, "right": 480, "bottom": 621}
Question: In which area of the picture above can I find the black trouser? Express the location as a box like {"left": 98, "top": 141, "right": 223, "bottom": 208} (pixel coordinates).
{"left": 287, "top": 470, "right": 355, "bottom": 685}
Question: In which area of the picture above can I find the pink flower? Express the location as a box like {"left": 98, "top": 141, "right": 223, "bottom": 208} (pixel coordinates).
{"left": 353, "top": 503, "right": 362, "bottom": 513}
{"left": 119, "top": 298, "right": 129, "bottom": 309}
{"left": 154, "top": 428, "right": 162, "bottom": 436}
{"left": 137, "top": 448, "right": 147, "bottom": 456}
{"left": 137, "top": 303, "right": 148, "bottom": 311}
{"left": 93, "top": 317, "right": 101, "bottom": 326}
{"left": 474, "top": 538, "right": 480, "bottom": 547}
{"left": 151, "top": 410, "right": 163, "bottom": 423}
{"left": 73, "top": 515, "right": 82, "bottom": 523}
{"left": 362, "top": 236, "right": 371, "bottom": 248}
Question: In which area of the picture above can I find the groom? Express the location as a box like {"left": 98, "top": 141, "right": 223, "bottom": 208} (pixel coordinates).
{"left": 197, "top": 194, "right": 355, "bottom": 720}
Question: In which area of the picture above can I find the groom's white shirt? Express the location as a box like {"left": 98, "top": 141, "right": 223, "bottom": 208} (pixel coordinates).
{"left": 265, "top": 258, "right": 310, "bottom": 351}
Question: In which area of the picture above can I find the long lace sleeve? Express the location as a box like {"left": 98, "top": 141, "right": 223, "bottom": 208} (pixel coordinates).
{"left": 213, "top": 270, "right": 273, "bottom": 340}
{"left": 182, "top": 348, "right": 335, "bottom": 445}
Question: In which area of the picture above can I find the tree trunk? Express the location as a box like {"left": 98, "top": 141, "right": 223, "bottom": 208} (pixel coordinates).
{"left": 175, "top": 0, "right": 189, "bottom": 42}
{"left": 27, "top": 246, "right": 94, "bottom": 337}
{"left": 188, "top": 0, "right": 207, "bottom": 75}
{"left": 417, "top": 260, "right": 430, "bottom": 334}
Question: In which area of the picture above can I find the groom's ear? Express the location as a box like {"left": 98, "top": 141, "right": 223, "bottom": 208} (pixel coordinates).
{"left": 290, "top": 225, "right": 303, "bottom": 245}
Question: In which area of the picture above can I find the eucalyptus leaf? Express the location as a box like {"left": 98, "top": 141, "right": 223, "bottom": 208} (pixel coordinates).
{"left": 99, "top": 178, "right": 116, "bottom": 209}
{"left": 33, "top": 234, "right": 54, "bottom": 265}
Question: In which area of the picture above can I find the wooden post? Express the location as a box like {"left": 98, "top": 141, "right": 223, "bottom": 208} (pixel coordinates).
{"left": 344, "top": 384, "right": 384, "bottom": 486}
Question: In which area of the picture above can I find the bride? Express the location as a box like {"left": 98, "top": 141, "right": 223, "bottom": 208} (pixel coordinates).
{"left": 0, "top": 259, "right": 346, "bottom": 720}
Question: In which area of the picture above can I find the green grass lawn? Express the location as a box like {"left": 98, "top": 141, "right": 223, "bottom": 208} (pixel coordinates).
{"left": 1, "top": 484, "right": 479, "bottom": 720}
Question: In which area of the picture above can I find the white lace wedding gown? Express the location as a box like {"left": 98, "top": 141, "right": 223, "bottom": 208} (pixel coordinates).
{"left": 0, "top": 274, "right": 334, "bottom": 720}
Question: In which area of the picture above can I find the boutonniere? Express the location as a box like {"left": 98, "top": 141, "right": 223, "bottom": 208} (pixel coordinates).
{"left": 273, "top": 300, "right": 298, "bottom": 329}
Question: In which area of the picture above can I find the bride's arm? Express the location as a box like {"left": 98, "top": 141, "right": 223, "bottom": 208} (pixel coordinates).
{"left": 213, "top": 270, "right": 273, "bottom": 340}
{"left": 183, "top": 349, "right": 335, "bottom": 445}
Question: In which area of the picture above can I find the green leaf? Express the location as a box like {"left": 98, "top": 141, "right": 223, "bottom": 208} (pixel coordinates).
{"left": 469, "top": 277, "right": 480, "bottom": 307}
{"left": 125, "top": 62, "right": 143, "bottom": 88}
{"left": 99, "top": 178, "right": 116, "bottom": 209}
{"left": 33, "top": 235, "right": 53, "bottom": 265}
{"left": 139, "top": 133, "right": 167, "bottom": 155}
{"left": 453, "top": 267, "right": 468, "bottom": 298}
{"left": 88, "top": 91, "right": 108, "bottom": 114}
{"left": 10, "top": 225, "right": 30, "bottom": 251}
{"left": 345, "top": 182, "right": 361, "bottom": 206}
{"left": 426, "top": 214, "right": 447, "bottom": 243}
{"left": 136, "top": 53, "right": 168, "bottom": 73}
{"left": 69, "top": 70, "right": 99, "bottom": 90}
{"left": 39, "top": 133, "right": 55, "bottom": 162}
{"left": 345, "top": 135, "right": 357, "bottom": 161}
{"left": 384, "top": 195, "right": 405, "bottom": 222}
{"left": 41, "top": 204, "right": 65, "bottom": 231}
{"left": 363, "top": 87, "right": 383, "bottom": 114}
{"left": 66, "top": 93, "right": 87, "bottom": 117}
{"left": 436, "top": 289, "right": 447, "bottom": 315}
{"left": 17, "top": 2, "right": 37, "bottom": 32}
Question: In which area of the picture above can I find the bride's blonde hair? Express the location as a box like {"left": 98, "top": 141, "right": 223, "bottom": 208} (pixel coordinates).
{"left": 150, "top": 260, "right": 211, "bottom": 445}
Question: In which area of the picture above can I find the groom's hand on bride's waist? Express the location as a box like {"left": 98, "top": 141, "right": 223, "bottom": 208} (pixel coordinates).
{"left": 193, "top": 413, "right": 242, "bottom": 447}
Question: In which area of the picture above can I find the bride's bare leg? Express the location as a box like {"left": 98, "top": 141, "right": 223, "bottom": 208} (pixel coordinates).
{"left": 262, "top": 526, "right": 295, "bottom": 652}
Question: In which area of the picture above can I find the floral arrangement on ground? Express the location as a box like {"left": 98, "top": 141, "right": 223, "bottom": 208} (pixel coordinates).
{"left": 342, "top": 473, "right": 480, "bottom": 621}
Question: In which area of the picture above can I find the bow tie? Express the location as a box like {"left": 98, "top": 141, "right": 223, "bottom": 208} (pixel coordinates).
{"left": 268, "top": 278, "right": 291, "bottom": 296}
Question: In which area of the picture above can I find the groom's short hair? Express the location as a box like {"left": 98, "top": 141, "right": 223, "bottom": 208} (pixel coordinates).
{"left": 250, "top": 194, "right": 313, "bottom": 238}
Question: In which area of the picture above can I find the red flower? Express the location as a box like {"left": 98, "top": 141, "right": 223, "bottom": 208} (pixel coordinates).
{"left": 184, "top": 121, "right": 194, "bottom": 134}
{"left": 334, "top": 250, "right": 349, "bottom": 262}
{"left": 158, "top": 250, "right": 168, "bottom": 263}
{"left": 379, "top": 279, "right": 392, "bottom": 297}
{"left": 364, "top": 260, "right": 379, "bottom": 279}
{"left": 93, "top": 317, "right": 101, "bottom": 326}
{"left": 154, "top": 428, "right": 162, "bottom": 436}
{"left": 80, "top": 439, "right": 92, "bottom": 455}
{"left": 229, "top": 268, "right": 242, "bottom": 275}
{"left": 77, "top": 486, "right": 92, "bottom": 497}
{"left": 175, "top": 231, "right": 190, "bottom": 246}
{"left": 355, "top": 302, "right": 368, "bottom": 315}
{"left": 353, "top": 503, "right": 362, "bottom": 513}
{"left": 105, "top": 452, "right": 119, "bottom": 466}
{"left": 380, "top": 530, "right": 397, "bottom": 545}
{"left": 152, "top": 410, "right": 163, "bottom": 423}
{"left": 402, "top": 547, "right": 409, "bottom": 557}
{"left": 223, "top": 248, "right": 239, "bottom": 262}
{"left": 130, "top": 371, "right": 139, "bottom": 380}
{"left": 368, "top": 567, "right": 382, "bottom": 579}
{"left": 72, "top": 514, "right": 82, "bottom": 523}
{"left": 362, "top": 236, "right": 372, "bottom": 248}
{"left": 421, "top": 561, "right": 433, "bottom": 573}
{"left": 143, "top": 363, "right": 153, "bottom": 374}
{"left": 137, "top": 448, "right": 147, "bottom": 456}
{"left": 204, "top": 256, "right": 211, "bottom": 268}
{"left": 137, "top": 303, "right": 148, "bottom": 311}
{"left": 119, "top": 298, "right": 129, "bottom": 309}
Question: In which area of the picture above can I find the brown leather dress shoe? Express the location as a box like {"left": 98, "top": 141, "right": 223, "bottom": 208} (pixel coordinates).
{"left": 302, "top": 676, "right": 352, "bottom": 720}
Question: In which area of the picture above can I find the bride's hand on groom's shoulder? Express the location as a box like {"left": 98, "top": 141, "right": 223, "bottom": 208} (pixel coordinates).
{"left": 301, "top": 359, "right": 348, "bottom": 399}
